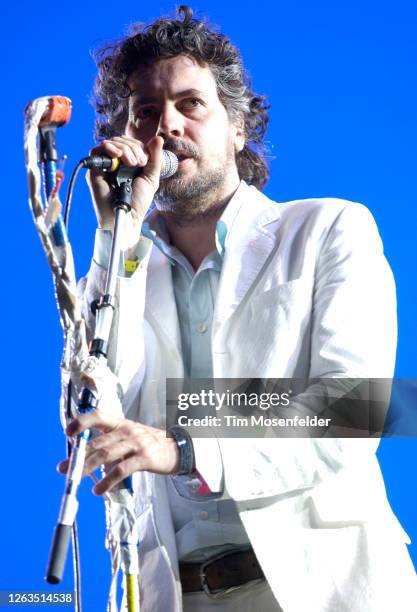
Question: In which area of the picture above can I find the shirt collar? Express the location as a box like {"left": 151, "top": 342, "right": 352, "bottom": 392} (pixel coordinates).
{"left": 214, "top": 180, "right": 247, "bottom": 256}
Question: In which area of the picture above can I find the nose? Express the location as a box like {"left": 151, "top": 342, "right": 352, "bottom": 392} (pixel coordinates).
{"left": 157, "top": 104, "right": 184, "bottom": 139}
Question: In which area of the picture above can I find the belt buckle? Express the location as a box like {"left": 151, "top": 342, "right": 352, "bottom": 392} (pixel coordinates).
{"left": 198, "top": 550, "right": 246, "bottom": 598}
{"left": 199, "top": 556, "right": 218, "bottom": 597}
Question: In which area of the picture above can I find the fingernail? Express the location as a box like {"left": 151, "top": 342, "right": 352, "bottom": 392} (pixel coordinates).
{"left": 65, "top": 423, "right": 76, "bottom": 436}
{"left": 57, "top": 461, "right": 67, "bottom": 474}
{"left": 92, "top": 484, "right": 103, "bottom": 496}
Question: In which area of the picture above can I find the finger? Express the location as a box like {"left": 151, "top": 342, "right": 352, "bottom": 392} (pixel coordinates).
{"left": 82, "top": 420, "right": 146, "bottom": 473}
{"left": 89, "top": 140, "right": 124, "bottom": 158}
{"left": 90, "top": 139, "right": 137, "bottom": 166}
{"left": 57, "top": 435, "right": 130, "bottom": 478}
{"left": 93, "top": 455, "right": 144, "bottom": 495}
{"left": 57, "top": 456, "right": 97, "bottom": 477}
{"left": 85, "top": 422, "right": 134, "bottom": 454}
{"left": 102, "top": 137, "right": 145, "bottom": 166}
{"left": 111, "top": 136, "right": 148, "bottom": 166}
{"left": 83, "top": 437, "right": 134, "bottom": 475}
{"left": 142, "top": 136, "right": 164, "bottom": 183}
{"left": 65, "top": 410, "right": 122, "bottom": 437}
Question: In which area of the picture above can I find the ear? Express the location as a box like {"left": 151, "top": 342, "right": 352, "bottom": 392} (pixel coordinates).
{"left": 232, "top": 113, "right": 245, "bottom": 153}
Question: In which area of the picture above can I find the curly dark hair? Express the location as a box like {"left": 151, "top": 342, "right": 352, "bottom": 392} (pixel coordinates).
{"left": 92, "top": 5, "right": 270, "bottom": 189}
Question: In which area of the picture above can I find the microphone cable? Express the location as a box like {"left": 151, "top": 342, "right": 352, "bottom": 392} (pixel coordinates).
{"left": 63, "top": 161, "right": 84, "bottom": 229}
{"left": 66, "top": 379, "right": 82, "bottom": 612}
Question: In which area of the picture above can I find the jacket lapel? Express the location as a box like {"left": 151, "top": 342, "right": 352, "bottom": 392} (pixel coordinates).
{"left": 213, "top": 186, "right": 282, "bottom": 333}
{"left": 145, "top": 246, "right": 183, "bottom": 357}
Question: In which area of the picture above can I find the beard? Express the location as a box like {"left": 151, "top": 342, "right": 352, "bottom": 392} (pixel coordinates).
{"left": 155, "top": 166, "right": 226, "bottom": 220}
{"left": 154, "top": 137, "right": 235, "bottom": 224}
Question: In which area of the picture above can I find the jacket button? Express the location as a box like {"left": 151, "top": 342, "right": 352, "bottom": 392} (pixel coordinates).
{"left": 198, "top": 511, "right": 209, "bottom": 520}
{"left": 196, "top": 323, "right": 208, "bottom": 333}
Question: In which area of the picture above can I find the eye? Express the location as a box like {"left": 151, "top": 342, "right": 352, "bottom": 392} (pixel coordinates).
{"left": 133, "top": 106, "right": 157, "bottom": 121}
{"left": 182, "top": 98, "right": 203, "bottom": 109}
{"left": 136, "top": 106, "right": 157, "bottom": 119}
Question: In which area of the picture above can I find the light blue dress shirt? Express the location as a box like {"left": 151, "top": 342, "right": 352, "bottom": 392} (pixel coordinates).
{"left": 141, "top": 193, "right": 251, "bottom": 561}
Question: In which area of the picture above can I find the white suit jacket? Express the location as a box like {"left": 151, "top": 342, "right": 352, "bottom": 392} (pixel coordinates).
{"left": 80, "top": 181, "right": 417, "bottom": 612}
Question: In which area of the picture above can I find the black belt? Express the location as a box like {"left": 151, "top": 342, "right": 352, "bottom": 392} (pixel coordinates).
{"left": 180, "top": 548, "right": 265, "bottom": 595}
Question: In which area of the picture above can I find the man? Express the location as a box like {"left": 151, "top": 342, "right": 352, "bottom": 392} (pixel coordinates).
{"left": 59, "top": 6, "right": 417, "bottom": 611}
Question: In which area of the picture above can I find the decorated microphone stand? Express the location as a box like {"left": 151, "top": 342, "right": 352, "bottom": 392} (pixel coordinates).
{"left": 24, "top": 96, "right": 176, "bottom": 612}
{"left": 49, "top": 150, "right": 142, "bottom": 611}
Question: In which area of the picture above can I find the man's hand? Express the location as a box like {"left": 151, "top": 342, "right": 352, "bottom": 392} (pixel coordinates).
{"left": 87, "top": 135, "right": 164, "bottom": 249}
{"left": 57, "top": 410, "right": 180, "bottom": 496}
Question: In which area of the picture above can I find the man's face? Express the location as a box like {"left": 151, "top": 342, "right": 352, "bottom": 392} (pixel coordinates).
{"left": 126, "top": 55, "right": 244, "bottom": 219}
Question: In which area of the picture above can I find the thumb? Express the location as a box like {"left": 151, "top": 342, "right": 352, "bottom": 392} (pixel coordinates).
{"left": 143, "top": 135, "right": 164, "bottom": 185}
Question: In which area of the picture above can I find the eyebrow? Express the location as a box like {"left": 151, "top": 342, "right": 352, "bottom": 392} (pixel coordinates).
{"left": 131, "top": 88, "right": 207, "bottom": 107}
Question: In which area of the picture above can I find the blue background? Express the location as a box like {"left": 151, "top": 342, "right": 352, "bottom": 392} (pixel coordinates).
{"left": 1, "top": 0, "right": 416, "bottom": 609}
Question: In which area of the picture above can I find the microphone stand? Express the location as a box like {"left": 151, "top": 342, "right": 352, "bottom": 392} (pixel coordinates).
{"left": 46, "top": 170, "right": 139, "bottom": 611}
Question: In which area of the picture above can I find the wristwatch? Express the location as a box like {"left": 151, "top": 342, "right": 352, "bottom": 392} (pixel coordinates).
{"left": 168, "top": 426, "right": 196, "bottom": 475}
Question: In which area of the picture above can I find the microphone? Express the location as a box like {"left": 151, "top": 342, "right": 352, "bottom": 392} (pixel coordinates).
{"left": 81, "top": 150, "right": 178, "bottom": 179}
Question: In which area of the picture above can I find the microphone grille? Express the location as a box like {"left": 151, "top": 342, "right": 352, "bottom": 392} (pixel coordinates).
{"left": 161, "top": 150, "right": 178, "bottom": 178}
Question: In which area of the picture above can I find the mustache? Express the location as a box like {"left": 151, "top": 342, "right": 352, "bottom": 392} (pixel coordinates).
{"left": 163, "top": 138, "right": 200, "bottom": 159}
